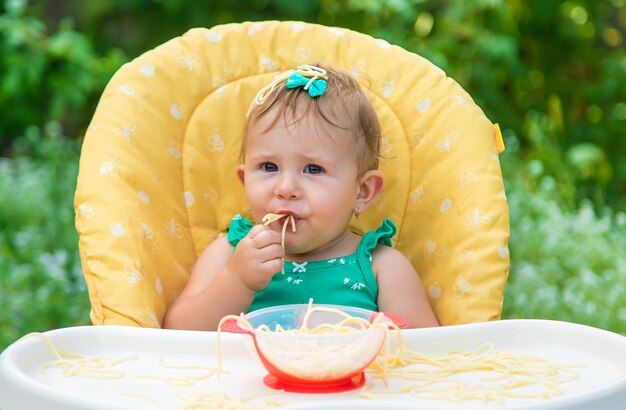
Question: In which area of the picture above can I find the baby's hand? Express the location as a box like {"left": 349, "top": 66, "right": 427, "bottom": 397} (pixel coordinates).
{"left": 228, "top": 224, "right": 285, "bottom": 292}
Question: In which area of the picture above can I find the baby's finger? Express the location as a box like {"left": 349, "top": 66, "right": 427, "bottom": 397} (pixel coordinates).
{"left": 246, "top": 224, "right": 270, "bottom": 240}
{"left": 257, "top": 243, "right": 285, "bottom": 262}
{"left": 260, "top": 258, "right": 284, "bottom": 276}
{"left": 250, "top": 229, "right": 282, "bottom": 249}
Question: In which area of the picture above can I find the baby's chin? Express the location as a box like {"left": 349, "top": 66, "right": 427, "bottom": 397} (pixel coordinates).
{"left": 283, "top": 243, "right": 322, "bottom": 262}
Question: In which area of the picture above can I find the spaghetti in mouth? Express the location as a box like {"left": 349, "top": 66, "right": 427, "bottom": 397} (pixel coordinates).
{"left": 262, "top": 213, "right": 296, "bottom": 274}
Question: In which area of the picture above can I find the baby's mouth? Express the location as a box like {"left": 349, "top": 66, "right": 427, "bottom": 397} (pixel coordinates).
{"left": 262, "top": 212, "right": 298, "bottom": 230}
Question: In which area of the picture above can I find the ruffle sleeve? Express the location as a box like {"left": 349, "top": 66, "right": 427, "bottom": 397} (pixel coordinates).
{"left": 359, "top": 218, "right": 396, "bottom": 251}
{"left": 354, "top": 218, "right": 397, "bottom": 290}
{"left": 226, "top": 214, "right": 254, "bottom": 247}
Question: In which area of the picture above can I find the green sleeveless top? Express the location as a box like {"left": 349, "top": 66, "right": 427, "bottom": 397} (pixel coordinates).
{"left": 226, "top": 214, "right": 397, "bottom": 312}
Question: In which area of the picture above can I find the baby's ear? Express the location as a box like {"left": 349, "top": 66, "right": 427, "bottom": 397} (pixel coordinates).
{"left": 356, "top": 170, "right": 385, "bottom": 210}
{"left": 236, "top": 164, "right": 245, "bottom": 185}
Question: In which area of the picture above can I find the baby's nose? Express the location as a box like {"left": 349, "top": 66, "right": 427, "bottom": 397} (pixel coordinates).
{"left": 275, "top": 173, "right": 300, "bottom": 199}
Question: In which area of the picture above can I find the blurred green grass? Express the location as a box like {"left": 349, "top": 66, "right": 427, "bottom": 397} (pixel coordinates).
{"left": 1, "top": 123, "right": 90, "bottom": 349}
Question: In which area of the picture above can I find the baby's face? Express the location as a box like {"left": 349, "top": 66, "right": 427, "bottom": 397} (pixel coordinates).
{"left": 239, "top": 108, "right": 360, "bottom": 258}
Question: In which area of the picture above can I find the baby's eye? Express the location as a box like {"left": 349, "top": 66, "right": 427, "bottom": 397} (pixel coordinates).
{"left": 261, "top": 162, "right": 279, "bottom": 172}
{"left": 304, "top": 164, "right": 324, "bottom": 174}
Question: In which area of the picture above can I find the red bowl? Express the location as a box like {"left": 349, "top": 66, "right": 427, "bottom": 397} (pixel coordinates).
{"left": 221, "top": 304, "right": 406, "bottom": 393}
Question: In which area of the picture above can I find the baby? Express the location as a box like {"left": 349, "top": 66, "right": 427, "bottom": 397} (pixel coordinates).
{"left": 164, "top": 64, "right": 439, "bottom": 330}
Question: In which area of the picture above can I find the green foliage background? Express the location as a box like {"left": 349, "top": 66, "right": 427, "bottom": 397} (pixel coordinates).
{"left": 1, "top": 0, "right": 625, "bottom": 350}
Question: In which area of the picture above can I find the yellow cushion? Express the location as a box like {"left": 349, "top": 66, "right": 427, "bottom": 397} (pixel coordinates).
{"left": 75, "top": 21, "right": 510, "bottom": 327}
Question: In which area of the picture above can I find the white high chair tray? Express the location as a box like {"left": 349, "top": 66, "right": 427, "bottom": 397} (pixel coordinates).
{"left": 1, "top": 319, "right": 625, "bottom": 410}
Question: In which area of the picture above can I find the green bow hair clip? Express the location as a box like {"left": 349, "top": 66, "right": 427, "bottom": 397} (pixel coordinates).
{"left": 286, "top": 72, "right": 327, "bottom": 97}
{"left": 247, "top": 65, "right": 329, "bottom": 116}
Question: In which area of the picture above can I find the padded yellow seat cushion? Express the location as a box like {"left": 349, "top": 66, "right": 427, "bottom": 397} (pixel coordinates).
{"left": 75, "top": 21, "right": 509, "bottom": 328}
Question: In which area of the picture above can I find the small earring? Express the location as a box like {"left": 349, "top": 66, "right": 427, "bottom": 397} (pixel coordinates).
{"left": 353, "top": 209, "right": 361, "bottom": 220}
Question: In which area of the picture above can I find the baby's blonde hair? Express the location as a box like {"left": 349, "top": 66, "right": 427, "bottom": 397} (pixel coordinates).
{"left": 242, "top": 64, "right": 382, "bottom": 176}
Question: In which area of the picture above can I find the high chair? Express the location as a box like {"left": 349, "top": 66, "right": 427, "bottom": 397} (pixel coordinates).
{"left": 74, "top": 21, "right": 510, "bottom": 328}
